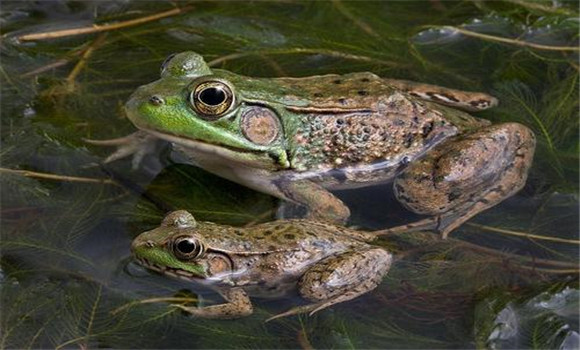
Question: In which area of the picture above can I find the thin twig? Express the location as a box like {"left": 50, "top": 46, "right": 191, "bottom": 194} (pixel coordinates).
{"left": 20, "top": 59, "right": 70, "bottom": 78}
{"left": 466, "top": 223, "right": 580, "bottom": 245}
{"left": 208, "top": 48, "right": 403, "bottom": 68}
{"left": 65, "top": 33, "right": 108, "bottom": 88}
{"left": 110, "top": 297, "right": 198, "bottom": 315}
{"left": 0, "top": 167, "right": 122, "bottom": 188}
{"left": 437, "top": 26, "right": 579, "bottom": 52}
{"left": 332, "top": 0, "right": 381, "bottom": 39}
{"left": 16, "top": 7, "right": 189, "bottom": 42}
{"left": 297, "top": 329, "right": 314, "bottom": 350}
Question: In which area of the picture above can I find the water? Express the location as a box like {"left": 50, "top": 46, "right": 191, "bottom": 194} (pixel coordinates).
{"left": 1, "top": 1, "right": 578, "bottom": 348}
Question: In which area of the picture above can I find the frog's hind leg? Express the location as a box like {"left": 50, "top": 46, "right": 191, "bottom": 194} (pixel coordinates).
{"left": 385, "top": 78, "right": 498, "bottom": 112}
{"left": 266, "top": 248, "right": 392, "bottom": 321}
{"left": 389, "top": 122, "right": 535, "bottom": 239}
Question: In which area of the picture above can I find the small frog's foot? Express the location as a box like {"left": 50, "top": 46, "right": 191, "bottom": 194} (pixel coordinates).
{"left": 375, "top": 217, "right": 439, "bottom": 236}
{"left": 84, "top": 131, "right": 158, "bottom": 169}
{"left": 265, "top": 300, "right": 333, "bottom": 322}
{"left": 169, "top": 288, "right": 253, "bottom": 319}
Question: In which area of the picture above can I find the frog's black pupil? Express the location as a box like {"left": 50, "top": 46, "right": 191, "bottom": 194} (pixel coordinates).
{"left": 199, "top": 87, "right": 226, "bottom": 106}
{"left": 177, "top": 239, "right": 196, "bottom": 254}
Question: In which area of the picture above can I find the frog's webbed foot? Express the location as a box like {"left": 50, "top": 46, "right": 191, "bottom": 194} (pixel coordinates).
{"left": 84, "top": 131, "right": 159, "bottom": 169}
{"left": 392, "top": 122, "right": 536, "bottom": 238}
{"left": 268, "top": 248, "right": 392, "bottom": 322}
{"left": 276, "top": 179, "right": 350, "bottom": 225}
{"left": 171, "top": 288, "right": 253, "bottom": 319}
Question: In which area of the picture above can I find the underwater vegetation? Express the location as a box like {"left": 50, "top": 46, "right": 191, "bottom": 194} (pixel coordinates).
{"left": 1, "top": 1, "right": 578, "bottom": 349}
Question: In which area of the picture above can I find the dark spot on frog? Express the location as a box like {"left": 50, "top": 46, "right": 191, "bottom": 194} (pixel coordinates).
{"left": 362, "top": 126, "right": 371, "bottom": 134}
{"left": 357, "top": 90, "right": 368, "bottom": 96}
{"left": 469, "top": 99, "right": 490, "bottom": 107}
{"left": 255, "top": 236, "right": 265, "bottom": 240}
{"left": 422, "top": 122, "right": 434, "bottom": 137}
{"left": 234, "top": 230, "right": 244, "bottom": 236}
{"left": 333, "top": 79, "right": 342, "bottom": 84}
{"left": 314, "top": 92, "right": 323, "bottom": 98}
{"left": 440, "top": 93, "right": 459, "bottom": 102}
{"left": 263, "top": 230, "right": 273, "bottom": 236}
{"left": 284, "top": 234, "right": 295, "bottom": 240}
{"left": 394, "top": 119, "right": 405, "bottom": 126}
{"left": 394, "top": 183, "right": 405, "bottom": 194}
{"left": 400, "top": 156, "right": 410, "bottom": 166}
{"left": 329, "top": 169, "right": 348, "bottom": 182}
{"left": 361, "top": 78, "right": 370, "bottom": 82}
{"left": 403, "top": 133, "right": 413, "bottom": 148}
{"left": 412, "top": 116, "right": 419, "bottom": 124}
{"left": 338, "top": 98, "right": 347, "bottom": 105}
{"left": 448, "top": 191, "right": 461, "bottom": 202}
{"left": 149, "top": 95, "right": 165, "bottom": 106}
{"left": 336, "top": 118, "right": 345, "bottom": 126}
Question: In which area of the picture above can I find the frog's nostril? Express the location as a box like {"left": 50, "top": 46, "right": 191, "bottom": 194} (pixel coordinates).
{"left": 149, "top": 95, "right": 165, "bottom": 106}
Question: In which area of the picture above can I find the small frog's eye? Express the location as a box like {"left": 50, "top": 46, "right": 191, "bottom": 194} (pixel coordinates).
{"left": 173, "top": 236, "right": 204, "bottom": 260}
{"left": 190, "top": 80, "right": 235, "bottom": 119}
{"left": 160, "top": 53, "right": 177, "bottom": 74}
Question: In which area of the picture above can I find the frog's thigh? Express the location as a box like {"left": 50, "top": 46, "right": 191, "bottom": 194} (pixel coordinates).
{"left": 394, "top": 122, "right": 535, "bottom": 237}
{"left": 276, "top": 179, "right": 350, "bottom": 225}
{"left": 299, "top": 248, "right": 392, "bottom": 308}
{"left": 267, "top": 248, "right": 392, "bottom": 321}
{"left": 173, "top": 287, "right": 253, "bottom": 319}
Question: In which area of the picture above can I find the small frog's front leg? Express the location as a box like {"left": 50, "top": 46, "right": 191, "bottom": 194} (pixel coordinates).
{"left": 389, "top": 122, "right": 535, "bottom": 238}
{"left": 267, "top": 248, "right": 392, "bottom": 321}
{"left": 275, "top": 178, "right": 350, "bottom": 225}
{"left": 172, "top": 287, "right": 253, "bottom": 319}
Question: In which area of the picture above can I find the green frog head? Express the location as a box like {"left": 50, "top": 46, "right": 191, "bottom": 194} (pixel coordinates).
{"left": 131, "top": 211, "right": 213, "bottom": 280}
{"left": 125, "top": 52, "right": 291, "bottom": 169}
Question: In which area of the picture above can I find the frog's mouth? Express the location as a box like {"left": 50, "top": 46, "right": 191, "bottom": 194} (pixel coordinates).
{"left": 136, "top": 257, "right": 204, "bottom": 281}
{"left": 145, "top": 129, "right": 289, "bottom": 170}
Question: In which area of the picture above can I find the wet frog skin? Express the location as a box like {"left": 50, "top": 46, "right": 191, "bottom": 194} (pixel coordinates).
{"left": 95, "top": 52, "right": 536, "bottom": 238}
{"left": 131, "top": 210, "right": 392, "bottom": 320}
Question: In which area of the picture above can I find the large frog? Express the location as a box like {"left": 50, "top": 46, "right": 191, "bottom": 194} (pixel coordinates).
{"left": 131, "top": 210, "right": 392, "bottom": 320}
{"left": 93, "top": 52, "right": 535, "bottom": 238}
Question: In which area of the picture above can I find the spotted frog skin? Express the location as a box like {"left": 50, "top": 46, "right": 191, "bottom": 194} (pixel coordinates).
{"left": 94, "top": 52, "right": 536, "bottom": 237}
{"left": 131, "top": 210, "right": 392, "bottom": 320}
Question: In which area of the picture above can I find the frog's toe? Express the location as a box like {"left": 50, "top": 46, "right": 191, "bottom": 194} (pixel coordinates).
{"left": 84, "top": 131, "right": 158, "bottom": 169}
{"left": 265, "top": 304, "right": 318, "bottom": 322}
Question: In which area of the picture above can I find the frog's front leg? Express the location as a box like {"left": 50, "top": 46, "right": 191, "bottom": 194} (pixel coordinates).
{"left": 390, "top": 122, "right": 535, "bottom": 238}
{"left": 267, "top": 248, "right": 392, "bottom": 321}
{"left": 275, "top": 178, "right": 350, "bottom": 225}
{"left": 172, "top": 287, "right": 253, "bottom": 319}
{"left": 84, "top": 130, "right": 161, "bottom": 169}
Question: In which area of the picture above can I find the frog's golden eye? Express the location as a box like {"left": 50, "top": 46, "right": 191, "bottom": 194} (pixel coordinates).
{"left": 190, "top": 80, "right": 234, "bottom": 118}
{"left": 173, "top": 236, "right": 205, "bottom": 260}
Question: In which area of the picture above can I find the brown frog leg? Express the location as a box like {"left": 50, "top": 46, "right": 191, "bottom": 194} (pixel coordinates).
{"left": 266, "top": 248, "right": 392, "bottom": 322}
{"left": 385, "top": 78, "right": 498, "bottom": 112}
{"left": 84, "top": 130, "right": 160, "bottom": 169}
{"left": 275, "top": 179, "right": 351, "bottom": 225}
{"left": 172, "top": 287, "right": 253, "bottom": 319}
{"left": 389, "top": 122, "right": 535, "bottom": 239}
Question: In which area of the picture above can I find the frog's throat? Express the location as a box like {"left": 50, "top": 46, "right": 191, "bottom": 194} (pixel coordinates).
{"left": 136, "top": 256, "right": 204, "bottom": 281}
{"left": 145, "top": 129, "right": 289, "bottom": 170}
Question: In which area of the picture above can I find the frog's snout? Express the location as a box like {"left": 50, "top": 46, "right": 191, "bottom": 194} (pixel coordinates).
{"left": 131, "top": 238, "right": 155, "bottom": 253}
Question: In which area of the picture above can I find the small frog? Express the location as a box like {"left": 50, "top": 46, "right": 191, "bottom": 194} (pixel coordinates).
{"left": 131, "top": 210, "right": 392, "bottom": 320}
{"left": 93, "top": 52, "right": 535, "bottom": 237}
